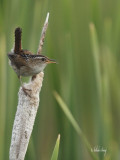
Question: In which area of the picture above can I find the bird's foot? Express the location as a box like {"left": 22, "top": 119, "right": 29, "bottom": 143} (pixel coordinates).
{"left": 22, "top": 86, "right": 32, "bottom": 97}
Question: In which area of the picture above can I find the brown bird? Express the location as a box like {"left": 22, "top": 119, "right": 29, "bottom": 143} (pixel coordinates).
{"left": 8, "top": 27, "right": 56, "bottom": 88}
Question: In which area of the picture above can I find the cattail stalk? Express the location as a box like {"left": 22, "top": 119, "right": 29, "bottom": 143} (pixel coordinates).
{"left": 9, "top": 13, "right": 49, "bottom": 160}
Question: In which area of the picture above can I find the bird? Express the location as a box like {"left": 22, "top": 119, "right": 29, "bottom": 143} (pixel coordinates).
{"left": 8, "top": 27, "right": 56, "bottom": 91}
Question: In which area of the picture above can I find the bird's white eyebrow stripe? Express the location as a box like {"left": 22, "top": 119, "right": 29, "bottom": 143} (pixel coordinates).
{"left": 20, "top": 54, "right": 46, "bottom": 59}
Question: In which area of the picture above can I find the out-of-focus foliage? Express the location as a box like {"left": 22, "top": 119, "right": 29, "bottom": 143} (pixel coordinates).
{"left": 0, "top": 0, "right": 120, "bottom": 159}
{"left": 51, "top": 134, "right": 60, "bottom": 160}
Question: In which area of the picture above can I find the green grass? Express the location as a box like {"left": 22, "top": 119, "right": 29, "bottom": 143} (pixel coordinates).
{"left": 54, "top": 91, "right": 98, "bottom": 160}
{"left": 51, "top": 134, "right": 60, "bottom": 160}
{"left": 0, "top": 0, "right": 120, "bottom": 159}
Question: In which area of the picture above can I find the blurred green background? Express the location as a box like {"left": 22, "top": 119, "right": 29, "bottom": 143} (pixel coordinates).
{"left": 0, "top": 0, "right": 120, "bottom": 159}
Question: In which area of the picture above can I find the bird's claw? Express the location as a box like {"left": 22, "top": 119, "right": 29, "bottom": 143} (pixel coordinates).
{"left": 22, "top": 86, "right": 32, "bottom": 97}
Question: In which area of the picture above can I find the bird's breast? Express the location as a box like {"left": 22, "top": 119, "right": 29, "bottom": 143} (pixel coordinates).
{"left": 20, "top": 63, "right": 47, "bottom": 76}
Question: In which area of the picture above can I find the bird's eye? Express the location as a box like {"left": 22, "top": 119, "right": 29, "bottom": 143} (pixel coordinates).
{"left": 41, "top": 58, "right": 45, "bottom": 61}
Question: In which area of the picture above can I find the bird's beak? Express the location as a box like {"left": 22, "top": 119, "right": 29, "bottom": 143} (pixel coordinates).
{"left": 46, "top": 58, "right": 57, "bottom": 64}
